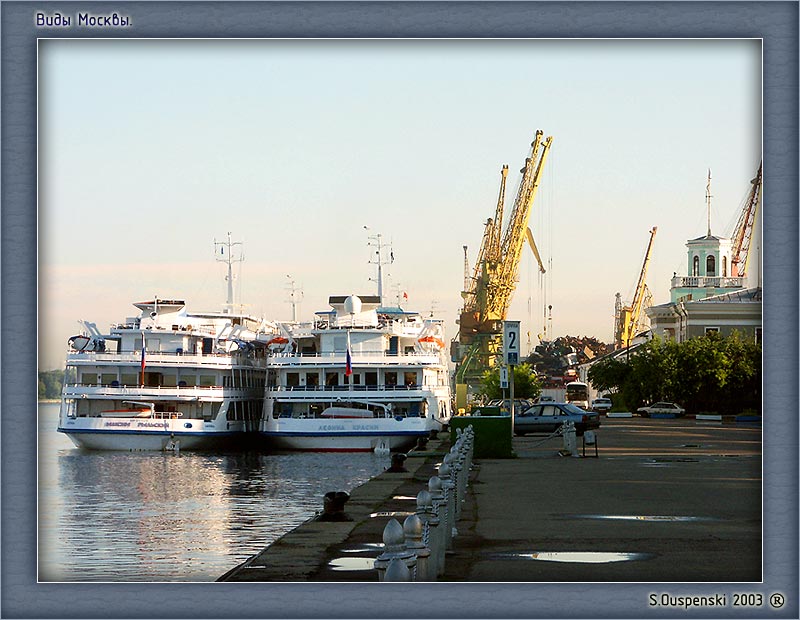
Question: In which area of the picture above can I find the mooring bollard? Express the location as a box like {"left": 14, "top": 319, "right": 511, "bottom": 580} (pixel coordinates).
{"left": 403, "top": 514, "right": 431, "bottom": 581}
{"left": 374, "top": 518, "right": 416, "bottom": 581}
{"left": 316, "top": 491, "right": 352, "bottom": 521}
{"left": 415, "top": 489, "right": 439, "bottom": 581}
{"left": 427, "top": 476, "right": 446, "bottom": 576}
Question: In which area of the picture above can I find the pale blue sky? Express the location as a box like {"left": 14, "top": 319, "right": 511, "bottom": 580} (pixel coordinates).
{"left": 39, "top": 39, "right": 761, "bottom": 370}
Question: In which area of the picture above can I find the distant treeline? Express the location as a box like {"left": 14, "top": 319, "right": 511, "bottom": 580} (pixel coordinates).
{"left": 38, "top": 369, "right": 75, "bottom": 400}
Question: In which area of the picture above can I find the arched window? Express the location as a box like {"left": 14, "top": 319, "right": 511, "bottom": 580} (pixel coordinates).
{"left": 692, "top": 255, "right": 700, "bottom": 276}
{"left": 706, "top": 255, "right": 716, "bottom": 276}
{"left": 722, "top": 256, "right": 727, "bottom": 277}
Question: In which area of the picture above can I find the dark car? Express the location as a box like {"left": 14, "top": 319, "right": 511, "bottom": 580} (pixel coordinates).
{"left": 636, "top": 402, "right": 685, "bottom": 417}
{"left": 513, "top": 402, "right": 600, "bottom": 436}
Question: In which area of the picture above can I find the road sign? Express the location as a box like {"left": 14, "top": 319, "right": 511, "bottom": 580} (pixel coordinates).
{"left": 500, "top": 367, "right": 508, "bottom": 389}
{"left": 503, "top": 321, "right": 521, "bottom": 366}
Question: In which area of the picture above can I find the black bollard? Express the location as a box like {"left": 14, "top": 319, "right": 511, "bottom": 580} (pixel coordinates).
{"left": 316, "top": 491, "right": 352, "bottom": 521}
{"left": 386, "top": 452, "right": 408, "bottom": 473}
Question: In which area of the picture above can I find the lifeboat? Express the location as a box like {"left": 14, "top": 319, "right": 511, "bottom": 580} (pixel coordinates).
{"left": 418, "top": 335, "right": 445, "bottom": 349}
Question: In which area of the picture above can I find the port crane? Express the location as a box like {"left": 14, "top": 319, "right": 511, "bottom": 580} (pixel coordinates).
{"left": 614, "top": 226, "right": 657, "bottom": 350}
{"left": 454, "top": 130, "right": 553, "bottom": 409}
{"left": 730, "top": 161, "right": 762, "bottom": 278}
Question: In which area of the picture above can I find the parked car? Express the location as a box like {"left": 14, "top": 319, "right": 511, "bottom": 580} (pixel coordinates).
{"left": 636, "top": 402, "right": 686, "bottom": 417}
{"left": 537, "top": 395, "right": 556, "bottom": 403}
{"left": 513, "top": 402, "right": 600, "bottom": 437}
{"left": 591, "top": 397, "right": 613, "bottom": 413}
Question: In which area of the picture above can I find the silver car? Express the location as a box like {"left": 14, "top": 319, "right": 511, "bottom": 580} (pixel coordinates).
{"left": 514, "top": 402, "right": 600, "bottom": 436}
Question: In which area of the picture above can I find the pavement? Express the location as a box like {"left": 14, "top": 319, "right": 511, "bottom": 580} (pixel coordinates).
{"left": 221, "top": 416, "right": 762, "bottom": 583}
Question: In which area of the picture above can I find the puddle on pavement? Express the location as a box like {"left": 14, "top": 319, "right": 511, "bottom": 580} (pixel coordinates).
{"left": 642, "top": 458, "right": 700, "bottom": 466}
{"left": 328, "top": 557, "right": 377, "bottom": 571}
{"left": 341, "top": 543, "right": 384, "bottom": 553}
{"left": 491, "top": 551, "right": 655, "bottom": 564}
{"left": 369, "top": 511, "right": 415, "bottom": 518}
{"left": 574, "top": 514, "right": 713, "bottom": 522}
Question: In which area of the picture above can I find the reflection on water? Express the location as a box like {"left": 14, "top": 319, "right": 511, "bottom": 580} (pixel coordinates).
{"left": 38, "top": 403, "right": 390, "bottom": 582}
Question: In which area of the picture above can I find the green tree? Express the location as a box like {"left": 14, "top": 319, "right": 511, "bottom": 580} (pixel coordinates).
{"left": 479, "top": 363, "right": 542, "bottom": 400}
{"left": 587, "top": 332, "right": 761, "bottom": 415}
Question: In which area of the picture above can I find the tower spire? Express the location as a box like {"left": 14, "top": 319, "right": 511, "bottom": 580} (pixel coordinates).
{"left": 706, "top": 169, "right": 713, "bottom": 237}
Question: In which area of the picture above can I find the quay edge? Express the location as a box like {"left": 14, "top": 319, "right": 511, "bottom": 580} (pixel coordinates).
{"left": 218, "top": 435, "right": 451, "bottom": 582}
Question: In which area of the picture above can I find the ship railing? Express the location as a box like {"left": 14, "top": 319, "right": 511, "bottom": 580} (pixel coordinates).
{"left": 671, "top": 275, "right": 744, "bottom": 289}
{"left": 267, "top": 384, "right": 432, "bottom": 393}
{"left": 65, "top": 350, "right": 267, "bottom": 367}
{"left": 269, "top": 351, "right": 443, "bottom": 364}
{"left": 62, "top": 384, "right": 260, "bottom": 396}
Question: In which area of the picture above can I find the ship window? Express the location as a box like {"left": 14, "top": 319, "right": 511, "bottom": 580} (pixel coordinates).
{"left": 199, "top": 374, "right": 216, "bottom": 386}
{"left": 385, "top": 371, "right": 397, "bottom": 387}
{"left": 181, "top": 375, "right": 197, "bottom": 387}
{"left": 101, "top": 373, "right": 117, "bottom": 386}
{"left": 706, "top": 255, "right": 716, "bottom": 276}
{"left": 404, "top": 371, "right": 417, "bottom": 387}
{"left": 325, "top": 372, "right": 338, "bottom": 387}
{"left": 692, "top": 255, "right": 700, "bottom": 276}
{"left": 365, "top": 371, "right": 378, "bottom": 386}
{"left": 286, "top": 372, "right": 300, "bottom": 387}
{"left": 162, "top": 374, "right": 177, "bottom": 387}
{"left": 121, "top": 373, "right": 137, "bottom": 386}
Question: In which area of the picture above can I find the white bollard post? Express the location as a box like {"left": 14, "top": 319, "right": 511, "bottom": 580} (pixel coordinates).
{"left": 562, "top": 421, "right": 579, "bottom": 457}
{"left": 384, "top": 557, "right": 412, "bottom": 582}
{"left": 403, "top": 514, "right": 431, "bottom": 581}
{"left": 415, "top": 489, "right": 439, "bottom": 582}
{"left": 374, "top": 518, "right": 416, "bottom": 581}
{"left": 438, "top": 461, "right": 457, "bottom": 547}
{"left": 428, "top": 476, "right": 446, "bottom": 576}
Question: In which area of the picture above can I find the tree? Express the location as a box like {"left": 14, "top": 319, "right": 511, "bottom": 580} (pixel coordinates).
{"left": 479, "top": 363, "right": 542, "bottom": 400}
{"left": 587, "top": 332, "right": 761, "bottom": 415}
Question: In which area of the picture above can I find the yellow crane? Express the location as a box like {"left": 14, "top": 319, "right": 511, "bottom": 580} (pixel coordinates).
{"left": 730, "top": 161, "right": 762, "bottom": 278}
{"left": 454, "top": 130, "right": 553, "bottom": 409}
{"left": 614, "top": 226, "right": 657, "bottom": 350}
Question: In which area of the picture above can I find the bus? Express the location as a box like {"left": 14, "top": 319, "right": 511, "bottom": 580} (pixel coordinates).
{"left": 565, "top": 381, "right": 590, "bottom": 410}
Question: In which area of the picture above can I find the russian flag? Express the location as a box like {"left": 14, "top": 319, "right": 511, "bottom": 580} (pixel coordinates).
{"left": 345, "top": 331, "right": 353, "bottom": 377}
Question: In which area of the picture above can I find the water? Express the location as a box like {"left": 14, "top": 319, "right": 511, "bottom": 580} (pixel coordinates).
{"left": 37, "top": 403, "right": 390, "bottom": 582}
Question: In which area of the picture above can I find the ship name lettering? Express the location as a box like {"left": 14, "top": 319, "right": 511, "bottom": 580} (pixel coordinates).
{"left": 104, "top": 421, "right": 131, "bottom": 427}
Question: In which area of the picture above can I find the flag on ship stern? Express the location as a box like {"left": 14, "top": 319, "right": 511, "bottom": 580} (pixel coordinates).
{"left": 345, "top": 330, "right": 353, "bottom": 377}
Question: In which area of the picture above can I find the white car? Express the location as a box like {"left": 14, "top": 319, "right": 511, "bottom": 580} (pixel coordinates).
{"left": 591, "top": 397, "right": 613, "bottom": 413}
{"left": 636, "top": 402, "right": 685, "bottom": 417}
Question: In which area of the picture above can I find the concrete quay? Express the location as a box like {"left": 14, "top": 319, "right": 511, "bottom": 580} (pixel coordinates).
{"left": 221, "top": 417, "right": 762, "bottom": 583}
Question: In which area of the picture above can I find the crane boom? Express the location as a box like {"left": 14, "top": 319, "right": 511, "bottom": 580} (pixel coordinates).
{"left": 730, "top": 161, "right": 762, "bottom": 278}
{"left": 615, "top": 227, "right": 657, "bottom": 349}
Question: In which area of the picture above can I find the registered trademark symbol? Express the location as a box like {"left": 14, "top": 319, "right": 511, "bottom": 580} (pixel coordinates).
{"left": 769, "top": 593, "right": 785, "bottom": 609}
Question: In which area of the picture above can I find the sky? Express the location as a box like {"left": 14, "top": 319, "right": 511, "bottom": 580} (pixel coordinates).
{"left": 38, "top": 39, "right": 761, "bottom": 370}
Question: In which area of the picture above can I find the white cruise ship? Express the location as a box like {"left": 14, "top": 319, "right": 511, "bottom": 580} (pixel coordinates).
{"left": 259, "top": 294, "right": 452, "bottom": 452}
{"left": 57, "top": 298, "right": 273, "bottom": 451}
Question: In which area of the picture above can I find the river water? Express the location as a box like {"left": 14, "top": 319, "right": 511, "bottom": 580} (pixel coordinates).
{"left": 37, "top": 403, "right": 391, "bottom": 582}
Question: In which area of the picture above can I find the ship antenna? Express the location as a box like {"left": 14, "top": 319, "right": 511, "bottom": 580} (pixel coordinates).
{"left": 214, "top": 232, "right": 244, "bottom": 314}
{"left": 706, "top": 169, "right": 713, "bottom": 237}
{"left": 364, "top": 226, "right": 392, "bottom": 305}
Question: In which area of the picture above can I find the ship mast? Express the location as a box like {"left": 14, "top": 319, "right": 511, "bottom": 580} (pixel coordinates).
{"left": 365, "top": 227, "right": 392, "bottom": 304}
{"left": 214, "top": 232, "right": 243, "bottom": 314}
